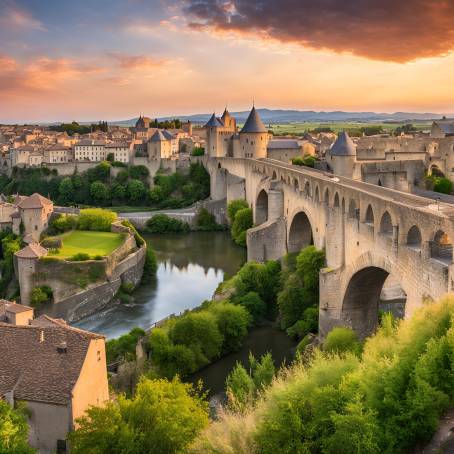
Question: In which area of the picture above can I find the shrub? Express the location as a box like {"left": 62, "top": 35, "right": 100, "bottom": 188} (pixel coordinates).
{"left": 195, "top": 208, "right": 223, "bottom": 231}
{"left": 145, "top": 214, "right": 190, "bottom": 234}
{"left": 51, "top": 214, "right": 78, "bottom": 233}
{"left": 286, "top": 307, "right": 319, "bottom": 339}
{"left": 191, "top": 147, "right": 205, "bottom": 156}
{"left": 324, "top": 327, "right": 362, "bottom": 355}
{"left": 0, "top": 400, "right": 35, "bottom": 453}
{"left": 78, "top": 208, "right": 117, "bottom": 231}
{"left": 231, "top": 207, "right": 253, "bottom": 246}
{"left": 234, "top": 291, "right": 266, "bottom": 323}
{"left": 69, "top": 252, "right": 91, "bottom": 261}
{"left": 227, "top": 199, "right": 249, "bottom": 224}
{"left": 30, "top": 285, "right": 53, "bottom": 308}
{"left": 41, "top": 237, "right": 63, "bottom": 249}
{"left": 292, "top": 155, "right": 317, "bottom": 168}
{"left": 106, "top": 327, "right": 146, "bottom": 363}
{"left": 433, "top": 176, "right": 453, "bottom": 194}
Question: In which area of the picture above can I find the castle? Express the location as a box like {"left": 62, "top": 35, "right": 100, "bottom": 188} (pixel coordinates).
{"left": 204, "top": 106, "right": 313, "bottom": 161}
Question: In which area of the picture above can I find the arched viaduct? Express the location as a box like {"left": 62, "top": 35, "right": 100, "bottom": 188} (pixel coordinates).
{"left": 204, "top": 157, "right": 454, "bottom": 338}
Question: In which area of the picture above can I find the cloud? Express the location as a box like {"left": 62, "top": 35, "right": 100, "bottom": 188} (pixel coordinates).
{"left": 109, "top": 52, "right": 169, "bottom": 70}
{"left": 182, "top": 0, "right": 454, "bottom": 62}
{"left": 0, "top": 2, "right": 46, "bottom": 31}
{"left": 0, "top": 55, "right": 104, "bottom": 96}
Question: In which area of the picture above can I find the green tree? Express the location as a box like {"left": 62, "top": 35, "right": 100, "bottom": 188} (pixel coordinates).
{"left": 111, "top": 183, "right": 126, "bottom": 201}
{"left": 195, "top": 208, "right": 219, "bottom": 230}
{"left": 149, "top": 186, "right": 164, "bottom": 205}
{"left": 90, "top": 181, "right": 109, "bottom": 203}
{"left": 0, "top": 401, "right": 35, "bottom": 454}
{"left": 129, "top": 165, "right": 150, "bottom": 181}
{"left": 234, "top": 291, "right": 266, "bottom": 323}
{"left": 69, "top": 377, "right": 209, "bottom": 454}
{"left": 324, "top": 327, "right": 362, "bottom": 355}
{"left": 78, "top": 208, "right": 117, "bottom": 231}
{"left": 170, "top": 312, "right": 223, "bottom": 366}
{"left": 231, "top": 207, "right": 253, "bottom": 246}
{"left": 58, "top": 177, "right": 74, "bottom": 204}
{"left": 225, "top": 362, "right": 255, "bottom": 412}
{"left": 227, "top": 199, "right": 249, "bottom": 224}
{"left": 127, "top": 179, "right": 146, "bottom": 202}
{"left": 209, "top": 302, "right": 250, "bottom": 353}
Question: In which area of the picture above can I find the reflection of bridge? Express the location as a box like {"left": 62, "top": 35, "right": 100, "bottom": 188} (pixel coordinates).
{"left": 205, "top": 157, "right": 454, "bottom": 338}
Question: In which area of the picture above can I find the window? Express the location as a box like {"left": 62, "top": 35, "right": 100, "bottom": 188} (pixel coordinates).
{"left": 56, "top": 439, "right": 67, "bottom": 453}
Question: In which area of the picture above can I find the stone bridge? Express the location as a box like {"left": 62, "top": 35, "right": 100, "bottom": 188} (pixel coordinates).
{"left": 205, "top": 157, "right": 454, "bottom": 338}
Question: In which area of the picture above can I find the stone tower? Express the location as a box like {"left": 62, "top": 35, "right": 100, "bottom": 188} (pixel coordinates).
{"left": 239, "top": 106, "right": 269, "bottom": 159}
{"left": 325, "top": 131, "right": 357, "bottom": 179}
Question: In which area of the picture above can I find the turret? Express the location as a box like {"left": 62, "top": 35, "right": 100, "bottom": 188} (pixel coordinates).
{"left": 204, "top": 113, "right": 224, "bottom": 157}
{"left": 221, "top": 108, "right": 236, "bottom": 131}
{"left": 239, "top": 106, "right": 269, "bottom": 159}
{"left": 325, "top": 131, "right": 357, "bottom": 178}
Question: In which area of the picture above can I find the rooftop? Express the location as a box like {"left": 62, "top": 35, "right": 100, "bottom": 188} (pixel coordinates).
{"left": 18, "top": 193, "right": 53, "bottom": 209}
{"left": 241, "top": 106, "right": 268, "bottom": 134}
{"left": 329, "top": 131, "right": 357, "bottom": 156}
{"left": 15, "top": 243, "right": 48, "bottom": 259}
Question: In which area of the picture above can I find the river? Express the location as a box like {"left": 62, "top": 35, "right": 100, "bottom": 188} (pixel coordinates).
{"left": 73, "top": 231, "right": 246, "bottom": 339}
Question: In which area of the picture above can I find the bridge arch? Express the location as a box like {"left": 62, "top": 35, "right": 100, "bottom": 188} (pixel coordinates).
{"left": 365, "top": 204, "right": 374, "bottom": 227}
{"left": 407, "top": 225, "right": 422, "bottom": 249}
{"left": 256, "top": 189, "right": 268, "bottom": 225}
{"left": 430, "top": 164, "right": 445, "bottom": 178}
{"left": 379, "top": 211, "right": 393, "bottom": 236}
{"left": 324, "top": 187, "right": 330, "bottom": 205}
{"left": 314, "top": 185, "right": 320, "bottom": 202}
{"left": 341, "top": 254, "right": 408, "bottom": 338}
{"left": 288, "top": 210, "right": 314, "bottom": 253}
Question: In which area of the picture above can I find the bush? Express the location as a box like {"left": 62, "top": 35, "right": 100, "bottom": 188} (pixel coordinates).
{"left": 433, "top": 176, "right": 453, "bottom": 194}
{"left": 106, "top": 327, "right": 146, "bottom": 363}
{"left": 191, "top": 147, "right": 205, "bottom": 156}
{"left": 227, "top": 199, "right": 249, "bottom": 224}
{"left": 234, "top": 291, "right": 266, "bottom": 323}
{"left": 324, "top": 327, "right": 362, "bottom": 355}
{"left": 286, "top": 306, "right": 319, "bottom": 339}
{"left": 69, "top": 252, "right": 91, "bottom": 261}
{"left": 30, "top": 285, "right": 53, "bottom": 308}
{"left": 0, "top": 400, "right": 35, "bottom": 453}
{"left": 292, "top": 155, "right": 317, "bottom": 168}
{"left": 231, "top": 207, "right": 253, "bottom": 246}
{"left": 195, "top": 208, "right": 221, "bottom": 231}
{"left": 51, "top": 213, "right": 79, "bottom": 233}
{"left": 78, "top": 208, "right": 117, "bottom": 231}
{"left": 145, "top": 214, "right": 190, "bottom": 234}
{"left": 41, "top": 237, "right": 63, "bottom": 249}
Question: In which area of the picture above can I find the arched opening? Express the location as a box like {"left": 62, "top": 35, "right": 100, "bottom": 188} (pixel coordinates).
{"left": 380, "top": 211, "right": 393, "bottom": 236}
{"left": 348, "top": 199, "right": 359, "bottom": 220}
{"left": 342, "top": 267, "right": 406, "bottom": 338}
{"left": 334, "top": 192, "right": 340, "bottom": 207}
{"left": 378, "top": 179, "right": 382, "bottom": 187}
{"left": 217, "top": 163, "right": 222, "bottom": 169}
{"left": 256, "top": 190, "right": 268, "bottom": 225}
{"left": 294, "top": 179, "right": 299, "bottom": 191}
{"left": 430, "top": 165, "right": 445, "bottom": 178}
{"left": 407, "top": 225, "right": 422, "bottom": 249}
{"left": 365, "top": 205, "right": 374, "bottom": 227}
{"left": 272, "top": 171, "right": 277, "bottom": 180}
{"left": 304, "top": 181, "right": 311, "bottom": 197}
{"left": 431, "top": 230, "right": 453, "bottom": 264}
{"left": 288, "top": 211, "right": 314, "bottom": 253}
{"left": 324, "top": 188, "right": 330, "bottom": 205}
{"left": 315, "top": 186, "right": 320, "bottom": 202}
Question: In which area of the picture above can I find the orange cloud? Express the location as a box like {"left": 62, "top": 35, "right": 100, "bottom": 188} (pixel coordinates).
{"left": 109, "top": 52, "right": 170, "bottom": 70}
{"left": 183, "top": 0, "right": 454, "bottom": 62}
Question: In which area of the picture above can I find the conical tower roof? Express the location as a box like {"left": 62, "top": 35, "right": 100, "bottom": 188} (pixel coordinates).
{"left": 204, "top": 113, "right": 223, "bottom": 128}
{"left": 241, "top": 106, "right": 267, "bottom": 133}
{"left": 329, "top": 131, "right": 356, "bottom": 156}
{"left": 149, "top": 130, "right": 167, "bottom": 142}
{"left": 221, "top": 107, "right": 231, "bottom": 120}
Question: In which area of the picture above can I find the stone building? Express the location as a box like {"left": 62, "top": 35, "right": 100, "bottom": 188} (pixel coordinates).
{"left": 431, "top": 120, "right": 454, "bottom": 138}
{"left": 325, "top": 131, "right": 359, "bottom": 179}
{"left": 74, "top": 139, "right": 107, "bottom": 162}
{"left": 0, "top": 300, "right": 34, "bottom": 325}
{"left": 105, "top": 141, "right": 132, "bottom": 163}
{"left": 148, "top": 130, "right": 173, "bottom": 159}
{"left": 17, "top": 193, "right": 53, "bottom": 241}
{"left": 43, "top": 144, "right": 73, "bottom": 163}
{"left": 0, "top": 310, "right": 109, "bottom": 454}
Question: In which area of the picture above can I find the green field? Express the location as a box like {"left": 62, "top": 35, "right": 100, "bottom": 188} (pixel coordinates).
{"left": 49, "top": 230, "right": 125, "bottom": 259}
{"left": 267, "top": 121, "right": 433, "bottom": 136}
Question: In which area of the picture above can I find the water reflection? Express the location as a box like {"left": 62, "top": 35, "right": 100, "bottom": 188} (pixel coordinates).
{"left": 73, "top": 232, "right": 246, "bottom": 339}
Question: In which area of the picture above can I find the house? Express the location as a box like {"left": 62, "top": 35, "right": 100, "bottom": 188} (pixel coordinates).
{"left": 105, "top": 141, "right": 131, "bottom": 163}
{"left": 17, "top": 193, "right": 53, "bottom": 241}
{"left": 0, "top": 311, "right": 109, "bottom": 454}
{"left": 0, "top": 300, "right": 34, "bottom": 325}
{"left": 74, "top": 139, "right": 107, "bottom": 162}
{"left": 431, "top": 120, "right": 454, "bottom": 138}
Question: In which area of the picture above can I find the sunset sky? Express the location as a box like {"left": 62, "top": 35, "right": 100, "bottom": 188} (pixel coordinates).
{"left": 1, "top": 0, "right": 454, "bottom": 123}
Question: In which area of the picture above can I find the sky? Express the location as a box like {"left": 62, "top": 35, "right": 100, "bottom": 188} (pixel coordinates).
{"left": 1, "top": 0, "right": 454, "bottom": 123}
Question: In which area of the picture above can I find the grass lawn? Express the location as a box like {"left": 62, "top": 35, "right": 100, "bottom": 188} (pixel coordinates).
{"left": 48, "top": 230, "right": 126, "bottom": 259}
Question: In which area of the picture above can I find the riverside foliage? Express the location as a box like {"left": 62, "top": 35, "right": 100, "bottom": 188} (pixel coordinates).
{"left": 191, "top": 296, "right": 454, "bottom": 454}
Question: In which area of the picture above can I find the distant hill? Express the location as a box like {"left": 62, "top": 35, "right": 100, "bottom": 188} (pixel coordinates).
{"left": 110, "top": 109, "right": 450, "bottom": 127}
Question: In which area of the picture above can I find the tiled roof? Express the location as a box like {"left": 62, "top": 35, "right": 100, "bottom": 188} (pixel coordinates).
{"left": 0, "top": 320, "right": 102, "bottom": 404}
{"left": 434, "top": 121, "right": 454, "bottom": 136}
{"left": 149, "top": 130, "right": 169, "bottom": 142}
{"left": 15, "top": 243, "right": 48, "bottom": 259}
{"left": 5, "top": 302, "right": 33, "bottom": 314}
{"left": 267, "top": 139, "right": 302, "bottom": 149}
{"left": 240, "top": 107, "right": 267, "bottom": 133}
{"left": 204, "top": 113, "right": 224, "bottom": 128}
{"left": 17, "top": 193, "right": 52, "bottom": 209}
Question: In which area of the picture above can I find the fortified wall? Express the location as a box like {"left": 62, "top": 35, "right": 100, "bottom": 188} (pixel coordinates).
{"left": 14, "top": 223, "right": 146, "bottom": 322}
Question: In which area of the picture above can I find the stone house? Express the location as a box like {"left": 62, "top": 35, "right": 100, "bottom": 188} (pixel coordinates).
{"left": 0, "top": 300, "right": 34, "bottom": 325}
{"left": 17, "top": 193, "right": 53, "bottom": 241}
{"left": 0, "top": 312, "right": 109, "bottom": 454}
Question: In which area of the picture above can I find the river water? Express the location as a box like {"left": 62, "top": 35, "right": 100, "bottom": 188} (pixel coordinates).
{"left": 73, "top": 231, "right": 246, "bottom": 339}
